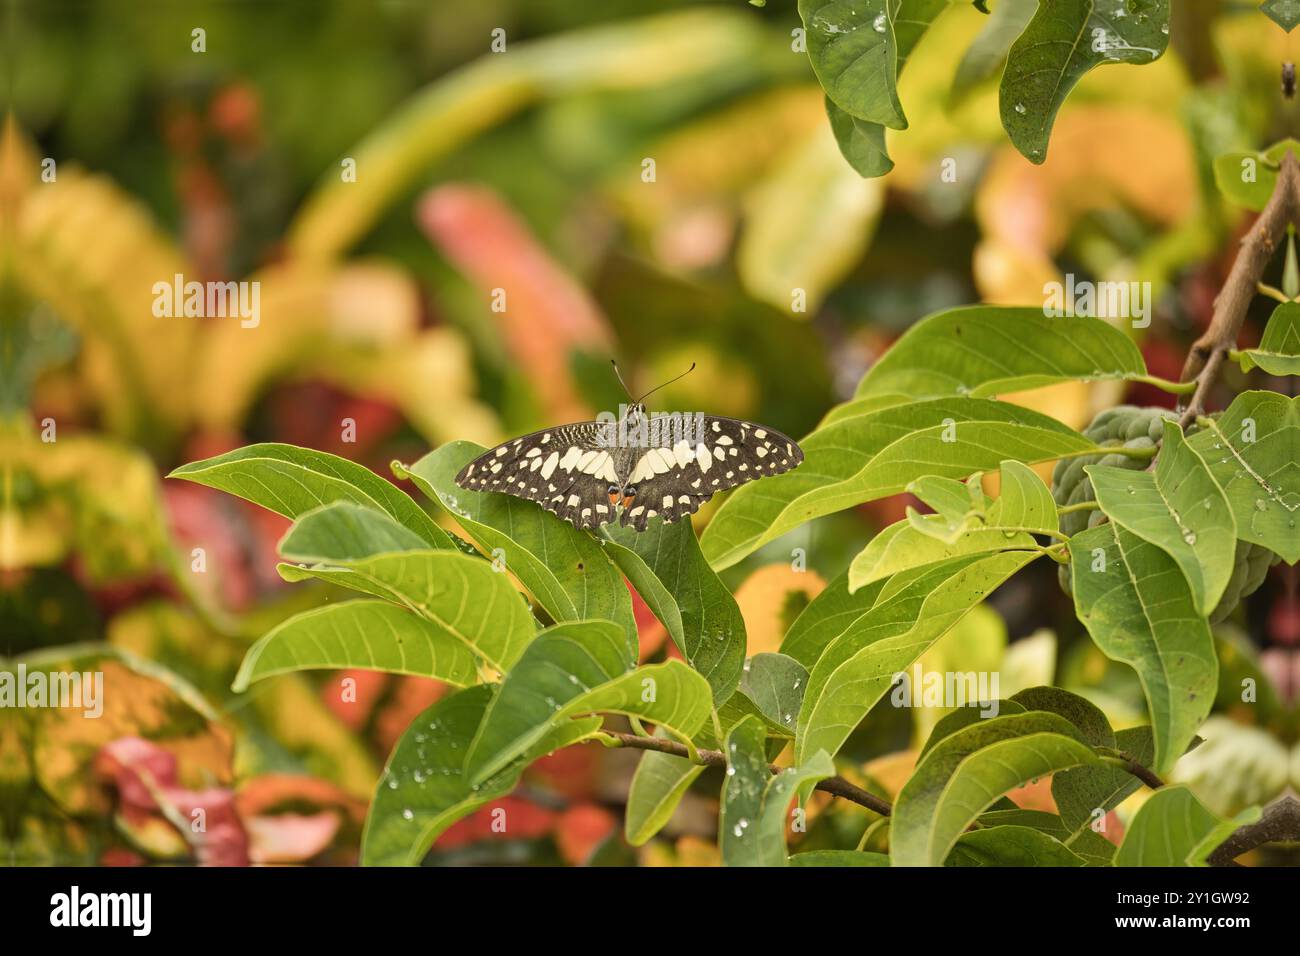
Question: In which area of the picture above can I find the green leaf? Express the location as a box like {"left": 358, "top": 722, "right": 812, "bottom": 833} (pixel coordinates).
{"left": 702, "top": 397, "right": 1100, "bottom": 570}
{"left": 799, "top": 0, "right": 906, "bottom": 129}
{"left": 816, "top": 392, "right": 910, "bottom": 427}
{"left": 1000, "top": 0, "right": 1169, "bottom": 163}
{"left": 949, "top": 0, "right": 1037, "bottom": 107}
{"left": 825, "top": 97, "right": 893, "bottom": 177}
{"left": 907, "top": 473, "right": 988, "bottom": 538}
{"left": 1052, "top": 725, "right": 1153, "bottom": 839}
{"left": 720, "top": 716, "right": 835, "bottom": 867}
{"left": 278, "top": 550, "right": 537, "bottom": 675}
{"left": 1238, "top": 302, "right": 1300, "bottom": 376}
{"left": 1115, "top": 785, "right": 1259, "bottom": 866}
{"left": 788, "top": 849, "right": 890, "bottom": 866}
{"left": 360, "top": 685, "right": 598, "bottom": 866}
{"left": 604, "top": 520, "right": 746, "bottom": 704}
{"left": 1088, "top": 421, "right": 1235, "bottom": 614}
{"left": 711, "top": 692, "right": 795, "bottom": 745}
{"left": 946, "top": 825, "right": 1086, "bottom": 866}
{"left": 395, "top": 443, "right": 636, "bottom": 650}
{"left": 797, "top": 550, "right": 1042, "bottom": 763}
{"left": 1009, "top": 686, "right": 1114, "bottom": 747}
{"left": 1211, "top": 139, "right": 1300, "bottom": 212}
{"left": 854, "top": 306, "right": 1147, "bottom": 399}
{"left": 849, "top": 460, "right": 1056, "bottom": 590}
{"left": 813, "top": 0, "right": 949, "bottom": 175}
{"left": 976, "top": 808, "right": 1118, "bottom": 864}
{"left": 920, "top": 699, "right": 1027, "bottom": 758}
{"left": 738, "top": 653, "right": 809, "bottom": 734}
{"left": 1069, "top": 524, "right": 1217, "bottom": 774}
{"left": 1186, "top": 391, "right": 1300, "bottom": 563}
{"left": 890, "top": 712, "right": 1101, "bottom": 866}
{"left": 624, "top": 748, "right": 706, "bottom": 846}
{"left": 1262, "top": 0, "right": 1300, "bottom": 31}
{"left": 233, "top": 600, "right": 479, "bottom": 692}
{"left": 169, "top": 442, "right": 452, "bottom": 548}
{"left": 780, "top": 569, "right": 886, "bottom": 667}
{"left": 464, "top": 620, "right": 712, "bottom": 783}
{"left": 277, "top": 502, "right": 429, "bottom": 562}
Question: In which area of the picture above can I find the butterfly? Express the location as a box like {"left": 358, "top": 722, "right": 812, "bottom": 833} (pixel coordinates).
{"left": 454, "top": 363, "right": 804, "bottom": 532}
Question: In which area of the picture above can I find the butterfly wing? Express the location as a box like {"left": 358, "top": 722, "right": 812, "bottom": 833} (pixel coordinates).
{"left": 455, "top": 422, "right": 620, "bottom": 530}
{"left": 618, "top": 416, "right": 803, "bottom": 531}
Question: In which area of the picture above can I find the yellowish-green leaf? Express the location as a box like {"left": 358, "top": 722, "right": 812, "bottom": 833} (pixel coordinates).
{"left": 1114, "top": 785, "right": 1259, "bottom": 866}
{"left": 396, "top": 442, "right": 636, "bottom": 651}
{"left": 464, "top": 620, "right": 712, "bottom": 783}
{"left": 277, "top": 502, "right": 429, "bottom": 563}
{"left": 850, "top": 460, "right": 1055, "bottom": 590}
{"left": 797, "top": 550, "right": 1042, "bottom": 763}
{"left": 1238, "top": 301, "right": 1300, "bottom": 376}
{"left": 891, "top": 712, "right": 1100, "bottom": 866}
{"left": 702, "top": 397, "right": 1100, "bottom": 570}
{"left": 278, "top": 550, "right": 537, "bottom": 675}
{"left": 232, "top": 600, "right": 479, "bottom": 692}
{"left": 1186, "top": 392, "right": 1300, "bottom": 564}
{"left": 854, "top": 306, "right": 1148, "bottom": 400}
{"left": 1068, "top": 524, "right": 1216, "bottom": 774}
{"left": 1088, "top": 420, "right": 1235, "bottom": 614}
{"left": 360, "top": 685, "right": 599, "bottom": 866}
{"left": 720, "top": 716, "right": 834, "bottom": 867}
{"left": 170, "top": 443, "right": 452, "bottom": 548}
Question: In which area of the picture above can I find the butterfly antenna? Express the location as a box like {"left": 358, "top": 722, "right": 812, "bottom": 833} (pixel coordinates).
{"left": 610, "top": 359, "right": 635, "bottom": 401}
{"left": 635, "top": 362, "right": 696, "bottom": 405}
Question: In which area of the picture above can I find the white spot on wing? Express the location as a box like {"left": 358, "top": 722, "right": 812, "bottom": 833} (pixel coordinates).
{"left": 559, "top": 446, "right": 582, "bottom": 472}
{"left": 540, "top": 452, "right": 560, "bottom": 480}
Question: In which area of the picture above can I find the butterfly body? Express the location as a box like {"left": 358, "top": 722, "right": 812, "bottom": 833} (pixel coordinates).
{"left": 455, "top": 401, "right": 803, "bottom": 532}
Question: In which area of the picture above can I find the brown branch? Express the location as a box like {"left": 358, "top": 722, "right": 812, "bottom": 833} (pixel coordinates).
{"left": 1208, "top": 795, "right": 1300, "bottom": 866}
{"left": 1178, "top": 151, "right": 1300, "bottom": 428}
{"left": 1096, "top": 747, "right": 1167, "bottom": 790}
{"left": 602, "top": 731, "right": 893, "bottom": 817}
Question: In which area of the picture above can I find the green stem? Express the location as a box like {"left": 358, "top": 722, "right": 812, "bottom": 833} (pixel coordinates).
{"left": 1033, "top": 542, "right": 1071, "bottom": 564}
{"left": 1256, "top": 281, "right": 1290, "bottom": 304}
{"left": 1133, "top": 374, "right": 1197, "bottom": 395}
{"left": 1056, "top": 500, "right": 1100, "bottom": 516}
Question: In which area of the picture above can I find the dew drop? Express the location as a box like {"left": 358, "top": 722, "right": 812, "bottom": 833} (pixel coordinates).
{"left": 872, "top": 13, "right": 886, "bottom": 32}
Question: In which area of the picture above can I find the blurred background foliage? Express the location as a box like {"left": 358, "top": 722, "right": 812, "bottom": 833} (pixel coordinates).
{"left": 1, "top": 0, "right": 1298, "bottom": 864}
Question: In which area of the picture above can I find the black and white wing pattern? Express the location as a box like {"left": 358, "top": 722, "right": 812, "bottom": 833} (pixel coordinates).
{"left": 454, "top": 422, "right": 621, "bottom": 531}
{"left": 618, "top": 416, "right": 803, "bottom": 531}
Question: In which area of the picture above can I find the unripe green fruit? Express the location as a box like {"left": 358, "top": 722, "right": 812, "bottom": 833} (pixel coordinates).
{"left": 1051, "top": 405, "right": 1277, "bottom": 621}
